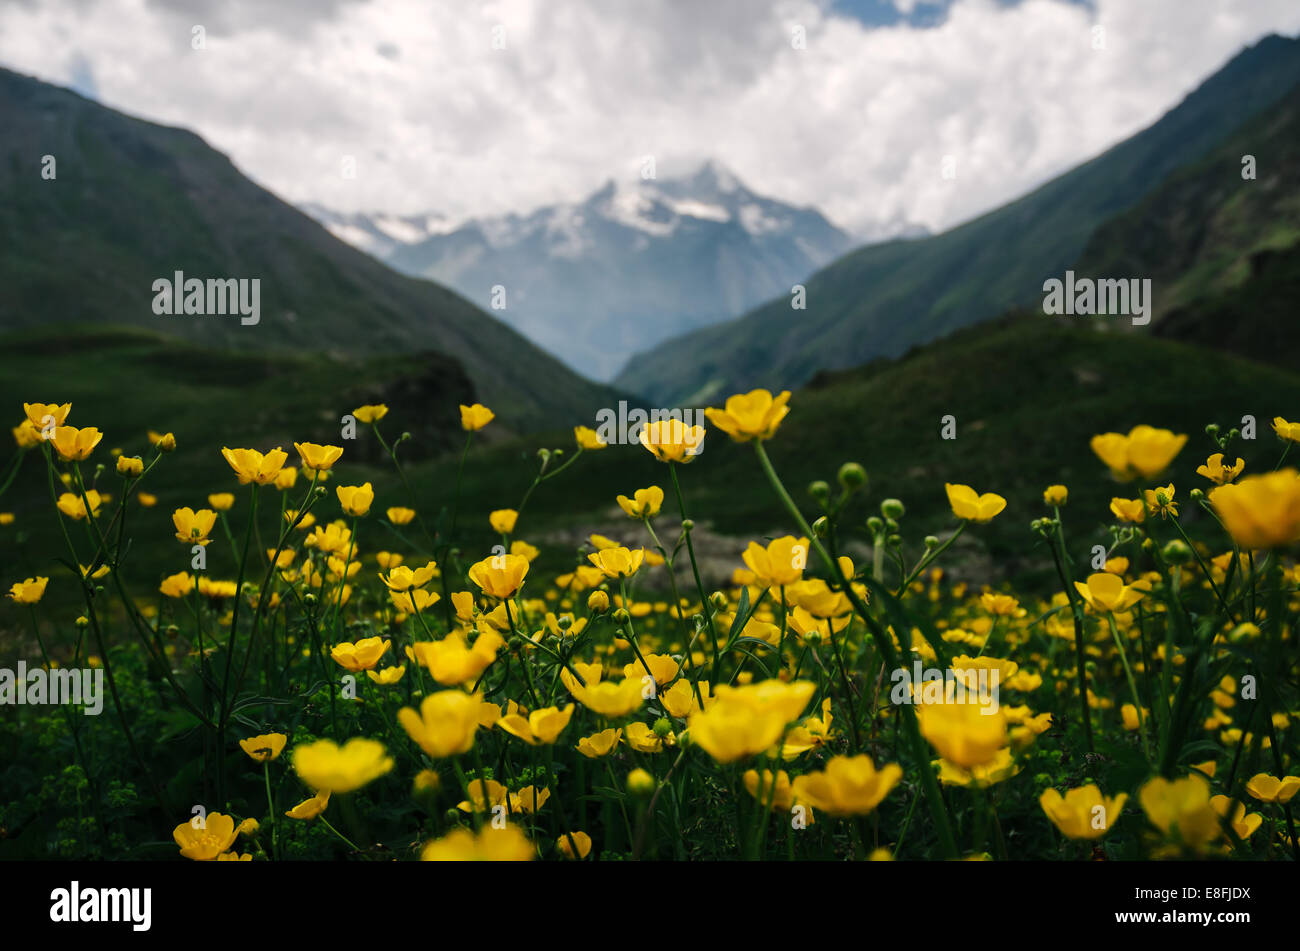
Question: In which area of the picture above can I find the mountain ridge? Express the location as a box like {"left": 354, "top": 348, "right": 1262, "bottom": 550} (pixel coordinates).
{"left": 312, "top": 162, "right": 864, "bottom": 380}
{"left": 0, "top": 65, "right": 620, "bottom": 431}
{"left": 613, "top": 33, "right": 1300, "bottom": 405}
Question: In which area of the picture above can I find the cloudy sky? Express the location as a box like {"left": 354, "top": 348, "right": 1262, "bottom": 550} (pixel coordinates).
{"left": 1, "top": 0, "right": 1297, "bottom": 237}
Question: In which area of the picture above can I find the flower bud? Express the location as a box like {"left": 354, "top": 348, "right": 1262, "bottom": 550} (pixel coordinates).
{"left": 627, "top": 768, "right": 655, "bottom": 795}
{"left": 613, "top": 607, "right": 630, "bottom": 625}
{"left": 866, "top": 516, "right": 884, "bottom": 535}
{"left": 880, "top": 498, "right": 905, "bottom": 519}
{"left": 652, "top": 717, "right": 672, "bottom": 738}
{"left": 116, "top": 455, "right": 144, "bottom": 477}
{"left": 587, "top": 590, "right": 610, "bottom": 612}
{"left": 808, "top": 480, "right": 830, "bottom": 504}
{"left": 837, "top": 462, "right": 867, "bottom": 491}
{"left": 1161, "top": 539, "right": 1193, "bottom": 565}
{"left": 709, "top": 591, "right": 728, "bottom": 612}
{"left": 681, "top": 518, "right": 694, "bottom": 531}
{"left": 812, "top": 516, "right": 829, "bottom": 538}
{"left": 158, "top": 433, "right": 176, "bottom": 452}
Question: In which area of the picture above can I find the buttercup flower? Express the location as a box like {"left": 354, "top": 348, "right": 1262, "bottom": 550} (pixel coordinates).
{"left": 468, "top": 554, "right": 530, "bottom": 599}
{"left": 687, "top": 680, "right": 815, "bottom": 763}
{"left": 239, "top": 733, "right": 288, "bottom": 763}
{"left": 366, "top": 665, "right": 406, "bottom": 685}
{"left": 294, "top": 442, "right": 344, "bottom": 472}
{"left": 292, "top": 738, "right": 393, "bottom": 793}
{"left": 742, "top": 535, "right": 809, "bottom": 588}
{"left": 489, "top": 509, "right": 518, "bottom": 534}
{"left": 329, "top": 636, "right": 390, "bottom": 672}
{"left": 159, "top": 571, "right": 195, "bottom": 598}
{"left": 117, "top": 455, "right": 144, "bottom": 477}
{"left": 352, "top": 404, "right": 388, "bottom": 424}
{"left": 574, "top": 426, "right": 606, "bottom": 450}
{"left": 1209, "top": 470, "right": 1300, "bottom": 549}
{"left": 1211, "top": 795, "right": 1262, "bottom": 840}
{"left": 1090, "top": 425, "right": 1187, "bottom": 481}
{"left": 1245, "top": 773, "right": 1300, "bottom": 804}
{"left": 23, "top": 402, "right": 70, "bottom": 430}
{"left": 1139, "top": 774, "right": 1220, "bottom": 850}
{"left": 1039, "top": 785, "right": 1128, "bottom": 839}
{"left": 336, "top": 482, "right": 374, "bottom": 517}
{"left": 1043, "top": 485, "right": 1068, "bottom": 506}
{"left": 1110, "top": 497, "right": 1146, "bottom": 524}
{"left": 1074, "top": 572, "right": 1146, "bottom": 613}
{"left": 285, "top": 790, "right": 330, "bottom": 820}
{"left": 917, "top": 697, "right": 1007, "bottom": 769}
{"left": 793, "top": 755, "right": 902, "bottom": 816}
{"left": 207, "top": 492, "right": 234, "bottom": 511}
{"left": 704, "top": 389, "right": 791, "bottom": 442}
{"left": 1273, "top": 416, "right": 1300, "bottom": 444}
{"left": 1143, "top": 484, "right": 1178, "bottom": 519}
{"left": 945, "top": 483, "right": 1006, "bottom": 522}
{"left": 7, "top": 577, "right": 49, "bottom": 604}
{"left": 379, "top": 562, "right": 437, "bottom": 592}
{"left": 221, "top": 447, "right": 288, "bottom": 484}
{"left": 173, "top": 812, "right": 239, "bottom": 861}
{"left": 576, "top": 728, "right": 622, "bottom": 758}
{"left": 386, "top": 506, "right": 416, "bottom": 525}
{"left": 57, "top": 491, "right": 102, "bottom": 520}
{"left": 1196, "top": 453, "right": 1244, "bottom": 485}
{"left": 410, "top": 631, "right": 503, "bottom": 685}
{"left": 497, "top": 704, "right": 575, "bottom": 745}
{"left": 398, "top": 691, "right": 483, "bottom": 758}
{"left": 587, "top": 546, "right": 645, "bottom": 580}
{"left": 639, "top": 418, "right": 705, "bottom": 462}
{"left": 51, "top": 425, "right": 103, "bottom": 461}
{"left": 557, "top": 830, "right": 592, "bottom": 859}
{"left": 421, "top": 824, "right": 532, "bottom": 861}
{"left": 173, "top": 507, "right": 217, "bottom": 546}
{"left": 12, "top": 421, "right": 41, "bottom": 449}
{"left": 459, "top": 403, "right": 495, "bottom": 432}
{"left": 616, "top": 486, "right": 664, "bottom": 518}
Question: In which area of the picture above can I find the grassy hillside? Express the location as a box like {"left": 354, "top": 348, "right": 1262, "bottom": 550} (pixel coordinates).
{"left": 408, "top": 316, "right": 1300, "bottom": 589}
{"left": 0, "top": 68, "right": 620, "bottom": 430}
{"left": 0, "top": 326, "right": 473, "bottom": 581}
{"left": 614, "top": 34, "right": 1300, "bottom": 405}
{"left": 1077, "top": 80, "right": 1300, "bottom": 309}
{"left": 1072, "top": 82, "right": 1300, "bottom": 367}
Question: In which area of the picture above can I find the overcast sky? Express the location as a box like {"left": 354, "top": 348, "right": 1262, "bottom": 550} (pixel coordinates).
{"left": 1, "top": 0, "right": 1297, "bottom": 236}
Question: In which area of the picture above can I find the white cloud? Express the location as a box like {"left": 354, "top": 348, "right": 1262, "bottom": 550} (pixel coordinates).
{"left": 0, "top": 0, "right": 1297, "bottom": 236}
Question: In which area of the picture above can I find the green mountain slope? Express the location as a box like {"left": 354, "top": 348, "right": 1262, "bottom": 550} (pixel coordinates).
{"left": 409, "top": 317, "right": 1300, "bottom": 586}
{"left": 0, "top": 68, "right": 618, "bottom": 430}
{"left": 0, "top": 325, "right": 479, "bottom": 581}
{"left": 614, "top": 34, "right": 1300, "bottom": 406}
{"left": 1070, "top": 81, "right": 1300, "bottom": 366}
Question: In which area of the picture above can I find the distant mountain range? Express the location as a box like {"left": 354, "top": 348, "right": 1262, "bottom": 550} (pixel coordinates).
{"left": 305, "top": 163, "right": 878, "bottom": 380}
{"left": 614, "top": 34, "right": 1300, "bottom": 406}
{"left": 0, "top": 66, "right": 617, "bottom": 432}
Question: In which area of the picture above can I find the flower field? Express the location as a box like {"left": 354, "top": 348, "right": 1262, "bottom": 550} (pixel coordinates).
{"left": 2, "top": 393, "right": 1299, "bottom": 862}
